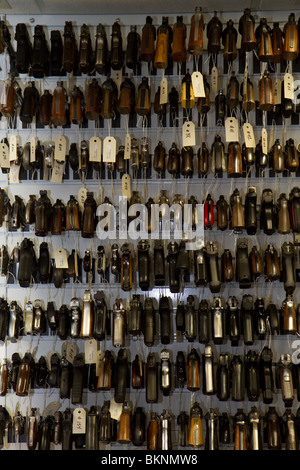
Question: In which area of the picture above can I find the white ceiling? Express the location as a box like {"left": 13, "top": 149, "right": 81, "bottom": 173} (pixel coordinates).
{"left": 1, "top": 0, "right": 300, "bottom": 15}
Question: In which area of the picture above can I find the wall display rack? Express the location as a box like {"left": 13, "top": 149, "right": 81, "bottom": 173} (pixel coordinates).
{"left": 0, "top": 8, "right": 299, "bottom": 450}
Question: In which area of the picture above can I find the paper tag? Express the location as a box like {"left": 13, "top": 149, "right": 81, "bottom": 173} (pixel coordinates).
{"left": 50, "top": 160, "right": 64, "bottom": 183}
{"left": 191, "top": 71, "right": 205, "bottom": 98}
{"left": 182, "top": 121, "right": 196, "bottom": 147}
{"left": 9, "top": 163, "right": 19, "bottom": 183}
{"left": 30, "top": 137, "right": 37, "bottom": 163}
{"left": 211, "top": 66, "right": 218, "bottom": 93}
{"left": 54, "top": 248, "right": 68, "bottom": 269}
{"left": 54, "top": 135, "right": 67, "bottom": 162}
{"left": 262, "top": 128, "right": 268, "bottom": 154}
{"left": 109, "top": 398, "right": 123, "bottom": 421}
{"left": 122, "top": 173, "right": 132, "bottom": 198}
{"left": 89, "top": 136, "right": 102, "bottom": 162}
{"left": 160, "top": 77, "right": 168, "bottom": 104}
{"left": 284, "top": 73, "right": 294, "bottom": 100}
{"left": 0, "top": 143, "right": 10, "bottom": 168}
{"left": 43, "top": 402, "right": 61, "bottom": 417}
{"left": 9, "top": 135, "right": 17, "bottom": 162}
{"left": 113, "top": 69, "right": 122, "bottom": 92}
{"left": 72, "top": 408, "right": 86, "bottom": 434}
{"left": 225, "top": 117, "right": 239, "bottom": 143}
{"left": 243, "top": 123, "right": 255, "bottom": 148}
{"left": 66, "top": 341, "right": 78, "bottom": 365}
{"left": 78, "top": 187, "right": 87, "bottom": 211}
{"left": 84, "top": 338, "right": 98, "bottom": 364}
{"left": 273, "top": 78, "right": 281, "bottom": 105}
{"left": 103, "top": 136, "right": 116, "bottom": 163}
{"left": 98, "top": 185, "right": 103, "bottom": 204}
{"left": 96, "top": 350, "right": 104, "bottom": 376}
{"left": 124, "top": 133, "right": 131, "bottom": 160}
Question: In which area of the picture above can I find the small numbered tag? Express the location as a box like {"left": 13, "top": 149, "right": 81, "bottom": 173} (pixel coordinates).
{"left": 262, "top": 128, "right": 268, "bottom": 154}
{"left": 122, "top": 173, "right": 132, "bottom": 198}
{"left": 78, "top": 187, "right": 87, "bottom": 211}
{"left": 191, "top": 71, "right": 205, "bottom": 98}
{"left": 124, "top": 133, "right": 131, "bottom": 160}
{"left": 109, "top": 399, "right": 123, "bottom": 421}
{"left": 9, "top": 135, "right": 17, "bottom": 162}
{"left": 211, "top": 66, "right": 218, "bottom": 93}
{"left": 96, "top": 350, "right": 104, "bottom": 376}
{"left": 54, "top": 248, "right": 68, "bottom": 269}
{"left": 84, "top": 338, "right": 98, "bottom": 364}
{"left": 160, "top": 77, "right": 168, "bottom": 104}
{"left": 182, "top": 121, "right": 196, "bottom": 147}
{"left": 225, "top": 117, "right": 239, "bottom": 143}
{"left": 89, "top": 136, "right": 102, "bottom": 162}
{"left": 98, "top": 185, "right": 104, "bottom": 204}
{"left": 51, "top": 160, "right": 64, "bottom": 183}
{"left": 72, "top": 408, "right": 86, "bottom": 434}
{"left": 9, "top": 163, "right": 20, "bottom": 183}
{"left": 284, "top": 73, "right": 294, "bottom": 100}
{"left": 273, "top": 78, "right": 282, "bottom": 105}
{"left": 113, "top": 69, "right": 122, "bottom": 92}
{"left": 54, "top": 135, "right": 67, "bottom": 162}
{"left": 243, "top": 123, "right": 255, "bottom": 148}
{"left": 103, "top": 136, "right": 116, "bottom": 163}
{"left": 0, "top": 143, "right": 10, "bottom": 169}
{"left": 30, "top": 137, "right": 37, "bottom": 163}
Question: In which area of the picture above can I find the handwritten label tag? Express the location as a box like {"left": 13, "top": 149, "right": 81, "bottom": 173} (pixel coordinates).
{"left": 72, "top": 408, "right": 86, "bottom": 434}
{"left": 103, "top": 136, "right": 116, "bottom": 163}
{"left": 9, "top": 163, "right": 19, "bottom": 183}
{"left": 89, "top": 136, "right": 102, "bottom": 162}
{"left": 84, "top": 338, "right": 98, "bottom": 364}
{"left": 0, "top": 143, "right": 10, "bottom": 168}
{"left": 284, "top": 73, "right": 294, "bottom": 100}
{"left": 273, "top": 78, "right": 281, "bottom": 105}
{"left": 225, "top": 117, "right": 239, "bottom": 142}
{"left": 122, "top": 173, "right": 132, "bottom": 198}
{"left": 191, "top": 71, "right": 205, "bottom": 98}
{"left": 66, "top": 342, "right": 79, "bottom": 365}
{"left": 211, "top": 66, "right": 218, "bottom": 93}
{"left": 113, "top": 69, "right": 122, "bottom": 92}
{"left": 30, "top": 137, "right": 37, "bottom": 163}
{"left": 124, "top": 133, "right": 131, "bottom": 160}
{"left": 54, "top": 135, "right": 67, "bottom": 162}
{"left": 54, "top": 248, "right": 68, "bottom": 269}
{"left": 78, "top": 187, "right": 87, "bottom": 211}
{"left": 160, "top": 77, "right": 168, "bottom": 104}
{"left": 262, "top": 128, "right": 268, "bottom": 154}
{"left": 50, "top": 160, "right": 64, "bottom": 183}
{"left": 243, "top": 123, "right": 255, "bottom": 148}
{"left": 109, "top": 399, "right": 123, "bottom": 421}
{"left": 182, "top": 121, "right": 196, "bottom": 147}
{"left": 9, "top": 135, "right": 17, "bottom": 162}
{"left": 96, "top": 350, "right": 104, "bottom": 376}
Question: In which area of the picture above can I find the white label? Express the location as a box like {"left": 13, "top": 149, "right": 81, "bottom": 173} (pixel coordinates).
{"left": 89, "top": 136, "right": 102, "bottom": 162}
{"left": 124, "top": 133, "right": 131, "bottom": 160}
{"left": 103, "top": 136, "right": 116, "bottom": 163}
{"left": 9, "top": 135, "right": 17, "bottom": 162}
{"left": 243, "top": 123, "right": 255, "bottom": 148}
{"left": 122, "top": 173, "right": 131, "bottom": 198}
{"left": 84, "top": 338, "right": 98, "bottom": 364}
{"left": 113, "top": 69, "right": 122, "bottom": 92}
{"left": 225, "top": 117, "right": 239, "bottom": 143}
{"left": 284, "top": 73, "right": 294, "bottom": 100}
{"left": 66, "top": 342, "right": 79, "bottom": 364}
{"left": 54, "top": 248, "right": 68, "bottom": 269}
{"left": 191, "top": 71, "right": 205, "bottom": 98}
{"left": 78, "top": 187, "right": 87, "bottom": 211}
{"left": 109, "top": 398, "right": 123, "bottom": 421}
{"left": 54, "top": 135, "right": 67, "bottom": 162}
{"left": 182, "top": 121, "right": 196, "bottom": 147}
{"left": 0, "top": 143, "right": 10, "bottom": 168}
{"left": 160, "top": 77, "right": 168, "bottom": 104}
{"left": 211, "top": 66, "right": 218, "bottom": 93}
{"left": 98, "top": 185, "right": 104, "bottom": 204}
{"left": 30, "top": 137, "right": 37, "bottom": 163}
{"left": 72, "top": 408, "right": 86, "bottom": 434}
{"left": 9, "top": 163, "right": 19, "bottom": 183}
{"left": 50, "top": 160, "right": 64, "bottom": 183}
{"left": 262, "top": 128, "right": 268, "bottom": 154}
{"left": 96, "top": 350, "right": 104, "bottom": 376}
{"left": 273, "top": 78, "right": 281, "bottom": 105}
